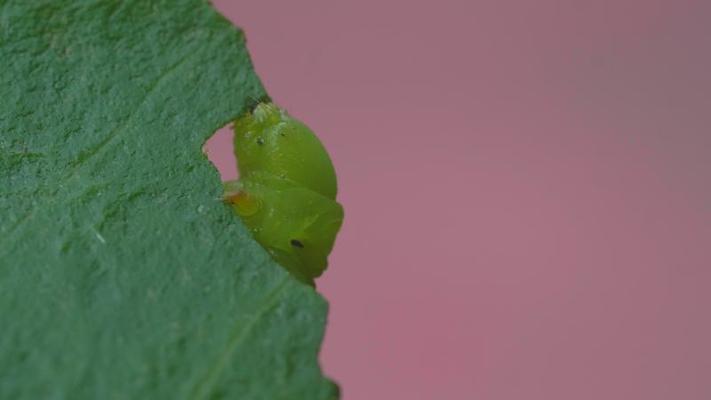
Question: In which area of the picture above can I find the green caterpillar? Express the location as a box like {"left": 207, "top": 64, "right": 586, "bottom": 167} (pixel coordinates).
{"left": 223, "top": 103, "right": 344, "bottom": 285}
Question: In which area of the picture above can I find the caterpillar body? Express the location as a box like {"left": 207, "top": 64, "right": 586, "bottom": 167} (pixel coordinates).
{"left": 223, "top": 103, "right": 344, "bottom": 285}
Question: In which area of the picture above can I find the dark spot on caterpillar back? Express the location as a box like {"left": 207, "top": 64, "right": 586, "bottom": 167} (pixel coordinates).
{"left": 290, "top": 239, "right": 304, "bottom": 248}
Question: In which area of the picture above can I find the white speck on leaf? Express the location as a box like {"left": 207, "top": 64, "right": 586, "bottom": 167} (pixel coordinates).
{"left": 93, "top": 229, "right": 106, "bottom": 244}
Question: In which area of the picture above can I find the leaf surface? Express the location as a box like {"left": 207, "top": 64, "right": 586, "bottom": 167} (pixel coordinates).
{"left": 0, "top": 1, "right": 337, "bottom": 398}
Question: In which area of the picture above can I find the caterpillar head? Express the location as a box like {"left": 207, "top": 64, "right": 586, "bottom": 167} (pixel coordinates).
{"left": 265, "top": 207, "right": 344, "bottom": 284}
{"left": 227, "top": 179, "right": 344, "bottom": 285}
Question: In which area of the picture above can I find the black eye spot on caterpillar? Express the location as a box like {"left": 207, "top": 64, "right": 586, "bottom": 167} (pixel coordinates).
{"left": 290, "top": 239, "right": 304, "bottom": 248}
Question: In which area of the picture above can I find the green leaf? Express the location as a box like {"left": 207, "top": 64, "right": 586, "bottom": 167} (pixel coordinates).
{"left": 0, "top": 1, "right": 338, "bottom": 399}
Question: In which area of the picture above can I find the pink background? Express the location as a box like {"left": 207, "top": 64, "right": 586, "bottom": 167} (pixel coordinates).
{"left": 208, "top": 1, "right": 711, "bottom": 399}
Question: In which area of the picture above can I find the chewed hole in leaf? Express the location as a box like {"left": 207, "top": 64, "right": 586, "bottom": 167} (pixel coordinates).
{"left": 203, "top": 122, "right": 239, "bottom": 181}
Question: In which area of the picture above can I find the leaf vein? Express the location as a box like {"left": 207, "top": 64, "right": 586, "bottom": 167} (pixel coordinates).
{"left": 190, "top": 277, "right": 290, "bottom": 400}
